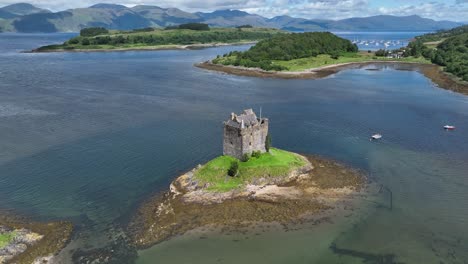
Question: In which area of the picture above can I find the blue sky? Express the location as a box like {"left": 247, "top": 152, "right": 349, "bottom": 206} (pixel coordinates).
{"left": 1, "top": 0, "right": 467, "bottom": 21}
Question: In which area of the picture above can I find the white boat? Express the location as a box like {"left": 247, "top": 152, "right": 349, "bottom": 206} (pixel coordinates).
{"left": 370, "top": 134, "right": 383, "bottom": 140}
{"left": 444, "top": 125, "right": 455, "bottom": 130}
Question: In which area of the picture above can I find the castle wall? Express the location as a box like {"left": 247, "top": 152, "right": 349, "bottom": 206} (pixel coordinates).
{"left": 240, "top": 120, "right": 268, "bottom": 155}
{"left": 223, "top": 125, "right": 243, "bottom": 159}
{"left": 223, "top": 119, "right": 269, "bottom": 159}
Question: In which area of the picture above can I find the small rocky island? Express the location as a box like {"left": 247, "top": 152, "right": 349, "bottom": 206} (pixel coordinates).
{"left": 0, "top": 214, "right": 72, "bottom": 264}
{"left": 129, "top": 109, "right": 367, "bottom": 248}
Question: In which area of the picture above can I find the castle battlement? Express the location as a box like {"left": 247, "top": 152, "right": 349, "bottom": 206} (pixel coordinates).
{"left": 223, "top": 109, "right": 269, "bottom": 159}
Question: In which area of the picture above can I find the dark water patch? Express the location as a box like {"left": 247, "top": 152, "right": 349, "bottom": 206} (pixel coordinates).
{"left": 72, "top": 236, "right": 137, "bottom": 264}
{"left": 330, "top": 243, "right": 403, "bottom": 264}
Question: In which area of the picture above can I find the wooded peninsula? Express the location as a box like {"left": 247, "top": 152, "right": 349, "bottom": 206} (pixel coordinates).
{"left": 408, "top": 25, "right": 468, "bottom": 82}
{"left": 33, "top": 24, "right": 283, "bottom": 52}
{"left": 207, "top": 31, "right": 431, "bottom": 71}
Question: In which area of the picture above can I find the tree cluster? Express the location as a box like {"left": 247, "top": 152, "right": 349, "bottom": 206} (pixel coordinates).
{"left": 236, "top": 25, "right": 253, "bottom": 29}
{"left": 375, "top": 49, "right": 389, "bottom": 57}
{"left": 434, "top": 33, "right": 468, "bottom": 81}
{"left": 80, "top": 27, "right": 109, "bottom": 37}
{"left": 165, "top": 23, "right": 210, "bottom": 31}
{"left": 406, "top": 26, "right": 468, "bottom": 81}
{"left": 213, "top": 32, "right": 358, "bottom": 71}
{"left": 131, "top": 27, "right": 155, "bottom": 33}
{"left": 70, "top": 30, "right": 277, "bottom": 47}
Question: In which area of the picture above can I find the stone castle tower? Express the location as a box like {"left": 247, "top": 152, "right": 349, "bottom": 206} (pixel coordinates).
{"left": 223, "top": 109, "right": 269, "bottom": 159}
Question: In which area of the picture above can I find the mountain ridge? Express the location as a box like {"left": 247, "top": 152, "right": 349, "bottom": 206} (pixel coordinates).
{"left": 0, "top": 3, "right": 464, "bottom": 33}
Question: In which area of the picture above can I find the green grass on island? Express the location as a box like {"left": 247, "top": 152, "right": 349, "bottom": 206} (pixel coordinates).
{"left": 0, "top": 231, "right": 16, "bottom": 248}
{"left": 36, "top": 25, "right": 284, "bottom": 52}
{"left": 194, "top": 148, "right": 307, "bottom": 192}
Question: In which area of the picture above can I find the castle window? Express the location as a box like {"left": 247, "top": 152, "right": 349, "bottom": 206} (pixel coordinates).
{"left": 249, "top": 142, "right": 252, "bottom": 146}
{"left": 230, "top": 141, "right": 233, "bottom": 145}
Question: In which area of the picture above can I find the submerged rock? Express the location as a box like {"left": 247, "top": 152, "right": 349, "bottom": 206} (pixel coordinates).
{"left": 72, "top": 236, "right": 137, "bottom": 264}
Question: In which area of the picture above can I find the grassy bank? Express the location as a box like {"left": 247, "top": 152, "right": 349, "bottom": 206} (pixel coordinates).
{"left": 35, "top": 27, "right": 283, "bottom": 52}
{"left": 194, "top": 148, "right": 307, "bottom": 192}
{"left": 0, "top": 231, "right": 16, "bottom": 248}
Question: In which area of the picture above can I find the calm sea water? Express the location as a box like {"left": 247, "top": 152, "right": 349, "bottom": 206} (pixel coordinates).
{"left": 0, "top": 33, "right": 467, "bottom": 263}
{"left": 335, "top": 32, "right": 425, "bottom": 50}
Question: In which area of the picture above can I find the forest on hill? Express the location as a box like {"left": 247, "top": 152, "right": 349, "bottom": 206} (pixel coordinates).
{"left": 408, "top": 25, "right": 468, "bottom": 81}
{"left": 415, "top": 25, "right": 468, "bottom": 43}
{"left": 213, "top": 32, "right": 358, "bottom": 71}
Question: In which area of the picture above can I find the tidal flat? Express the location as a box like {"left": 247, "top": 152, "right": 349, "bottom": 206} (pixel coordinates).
{"left": 197, "top": 61, "right": 468, "bottom": 95}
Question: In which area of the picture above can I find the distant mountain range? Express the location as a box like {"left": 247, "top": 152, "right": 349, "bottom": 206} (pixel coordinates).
{"left": 0, "top": 2, "right": 464, "bottom": 33}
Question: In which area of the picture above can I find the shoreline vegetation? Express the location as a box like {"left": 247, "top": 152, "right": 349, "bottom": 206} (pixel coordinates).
{"left": 199, "top": 26, "right": 468, "bottom": 94}
{"left": 128, "top": 149, "right": 368, "bottom": 248}
{"left": 31, "top": 24, "right": 283, "bottom": 53}
{"left": 0, "top": 213, "right": 73, "bottom": 264}
{"left": 30, "top": 41, "right": 259, "bottom": 53}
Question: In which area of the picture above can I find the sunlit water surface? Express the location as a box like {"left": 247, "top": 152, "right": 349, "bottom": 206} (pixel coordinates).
{"left": 0, "top": 33, "right": 467, "bottom": 263}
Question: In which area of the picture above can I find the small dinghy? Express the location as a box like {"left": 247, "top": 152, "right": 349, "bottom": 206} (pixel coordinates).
{"left": 444, "top": 125, "right": 456, "bottom": 130}
{"left": 370, "top": 134, "right": 382, "bottom": 141}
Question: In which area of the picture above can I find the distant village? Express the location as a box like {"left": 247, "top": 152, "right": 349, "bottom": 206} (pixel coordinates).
{"left": 375, "top": 48, "right": 406, "bottom": 59}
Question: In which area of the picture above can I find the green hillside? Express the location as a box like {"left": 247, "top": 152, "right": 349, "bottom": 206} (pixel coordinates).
{"left": 416, "top": 25, "right": 468, "bottom": 43}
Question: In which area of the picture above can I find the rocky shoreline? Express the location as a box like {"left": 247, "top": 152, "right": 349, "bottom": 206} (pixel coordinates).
{"left": 128, "top": 154, "right": 367, "bottom": 249}
{"left": 0, "top": 213, "right": 73, "bottom": 264}
{"left": 196, "top": 61, "right": 468, "bottom": 95}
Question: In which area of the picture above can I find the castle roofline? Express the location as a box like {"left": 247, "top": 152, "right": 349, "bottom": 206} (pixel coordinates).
{"left": 224, "top": 109, "right": 267, "bottom": 129}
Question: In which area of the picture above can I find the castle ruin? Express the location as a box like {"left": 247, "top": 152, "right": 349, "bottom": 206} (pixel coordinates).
{"left": 223, "top": 109, "right": 269, "bottom": 159}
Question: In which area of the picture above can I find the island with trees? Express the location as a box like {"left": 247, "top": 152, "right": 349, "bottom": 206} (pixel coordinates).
{"left": 128, "top": 109, "right": 368, "bottom": 248}
{"left": 33, "top": 24, "right": 284, "bottom": 52}
{"left": 197, "top": 31, "right": 430, "bottom": 76}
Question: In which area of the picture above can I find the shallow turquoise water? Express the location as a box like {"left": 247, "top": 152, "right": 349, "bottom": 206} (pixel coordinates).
{"left": 0, "top": 33, "right": 467, "bottom": 263}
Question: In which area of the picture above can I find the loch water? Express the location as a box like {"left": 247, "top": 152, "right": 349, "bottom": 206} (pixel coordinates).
{"left": 0, "top": 33, "right": 467, "bottom": 263}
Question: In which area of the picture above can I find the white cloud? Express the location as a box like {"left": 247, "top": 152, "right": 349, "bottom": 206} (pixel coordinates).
{"left": 377, "top": 2, "right": 467, "bottom": 21}
{"left": 0, "top": 0, "right": 466, "bottom": 21}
